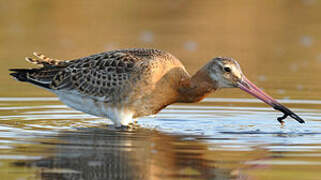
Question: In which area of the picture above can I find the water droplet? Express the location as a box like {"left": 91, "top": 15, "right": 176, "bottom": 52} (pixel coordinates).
{"left": 300, "top": 36, "right": 313, "bottom": 47}
{"left": 258, "top": 75, "right": 267, "bottom": 82}
{"left": 140, "top": 31, "right": 154, "bottom": 43}
{"left": 88, "top": 161, "right": 102, "bottom": 166}
{"left": 283, "top": 96, "right": 291, "bottom": 100}
{"left": 184, "top": 41, "right": 198, "bottom": 52}
{"left": 302, "top": 0, "right": 316, "bottom": 5}
{"left": 104, "top": 43, "right": 118, "bottom": 50}
{"left": 289, "top": 63, "right": 299, "bottom": 72}
{"left": 316, "top": 54, "right": 321, "bottom": 62}
{"left": 296, "top": 84, "right": 304, "bottom": 91}
{"left": 277, "top": 89, "right": 285, "bottom": 94}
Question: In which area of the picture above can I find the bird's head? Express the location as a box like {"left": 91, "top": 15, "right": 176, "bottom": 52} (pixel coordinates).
{"left": 207, "top": 57, "right": 243, "bottom": 88}
{"left": 205, "top": 57, "right": 304, "bottom": 124}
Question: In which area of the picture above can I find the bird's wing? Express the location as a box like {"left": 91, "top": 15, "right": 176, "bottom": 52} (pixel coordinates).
{"left": 51, "top": 50, "right": 143, "bottom": 102}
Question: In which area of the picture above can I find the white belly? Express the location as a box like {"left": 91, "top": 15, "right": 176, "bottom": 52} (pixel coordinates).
{"left": 55, "top": 91, "right": 134, "bottom": 127}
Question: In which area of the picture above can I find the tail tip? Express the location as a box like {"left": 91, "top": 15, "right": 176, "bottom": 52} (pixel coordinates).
{"left": 9, "top": 69, "right": 28, "bottom": 81}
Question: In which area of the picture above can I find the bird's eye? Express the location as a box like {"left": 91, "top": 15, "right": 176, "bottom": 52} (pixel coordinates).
{"left": 224, "top": 67, "right": 231, "bottom": 73}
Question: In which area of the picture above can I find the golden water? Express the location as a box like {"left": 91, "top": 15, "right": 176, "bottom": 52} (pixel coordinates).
{"left": 0, "top": 1, "right": 321, "bottom": 179}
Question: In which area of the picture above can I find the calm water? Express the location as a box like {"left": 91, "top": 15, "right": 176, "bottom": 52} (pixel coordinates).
{"left": 0, "top": 98, "right": 321, "bottom": 180}
{"left": 1, "top": 0, "right": 321, "bottom": 179}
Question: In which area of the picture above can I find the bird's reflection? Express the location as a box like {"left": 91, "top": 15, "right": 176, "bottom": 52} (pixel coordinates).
{"left": 14, "top": 127, "right": 237, "bottom": 180}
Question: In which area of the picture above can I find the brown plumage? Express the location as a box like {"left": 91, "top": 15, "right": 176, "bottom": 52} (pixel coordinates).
{"left": 10, "top": 48, "right": 304, "bottom": 127}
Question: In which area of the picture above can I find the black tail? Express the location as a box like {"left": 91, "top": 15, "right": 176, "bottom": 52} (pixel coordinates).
{"left": 9, "top": 68, "right": 51, "bottom": 89}
{"left": 9, "top": 69, "right": 31, "bottom": 82}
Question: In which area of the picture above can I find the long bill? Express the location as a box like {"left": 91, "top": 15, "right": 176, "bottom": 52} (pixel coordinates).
{"left": 237, "top": 76, "right": 305, "bottom": 124}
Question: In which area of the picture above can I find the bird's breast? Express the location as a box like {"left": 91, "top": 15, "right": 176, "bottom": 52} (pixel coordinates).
{"left": 127, "top": 60, "right": 189, "bottom": 118}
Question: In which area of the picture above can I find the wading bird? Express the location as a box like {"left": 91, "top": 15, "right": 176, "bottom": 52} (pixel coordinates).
{"left": 10, "top": 48, "right": 304, "bottom": 127}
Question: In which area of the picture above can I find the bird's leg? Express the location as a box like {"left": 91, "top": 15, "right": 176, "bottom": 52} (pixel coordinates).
{"left": 128, "top": 121, "right": 140, "bottom": 130}
{"left": 119, "top": 125, "right": 131, "bottom": 130}
{"left": 114, "top": 123, "right": 140, "bottom": 131}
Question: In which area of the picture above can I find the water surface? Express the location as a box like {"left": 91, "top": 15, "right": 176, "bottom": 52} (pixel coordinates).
{"left": 0, "top": 97, "right": 321, "bottom": 179}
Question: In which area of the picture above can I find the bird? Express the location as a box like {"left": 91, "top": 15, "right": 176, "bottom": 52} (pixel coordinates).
{"left": 10, "top": 48, "right": 304, "bottom": 127}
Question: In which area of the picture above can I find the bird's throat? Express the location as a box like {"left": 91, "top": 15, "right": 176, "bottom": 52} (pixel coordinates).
{"left": 177, "top": 69, "right": 217, "bottom": 103}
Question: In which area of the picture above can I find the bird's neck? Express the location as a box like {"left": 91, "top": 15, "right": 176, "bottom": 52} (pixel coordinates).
{"left": 177, "top": 69, "right": 217, "bottom": 103}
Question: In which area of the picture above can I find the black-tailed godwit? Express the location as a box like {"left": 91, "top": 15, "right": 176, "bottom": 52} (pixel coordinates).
{"left": 10, "top": 48, "right": 304, "bottom": 127}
